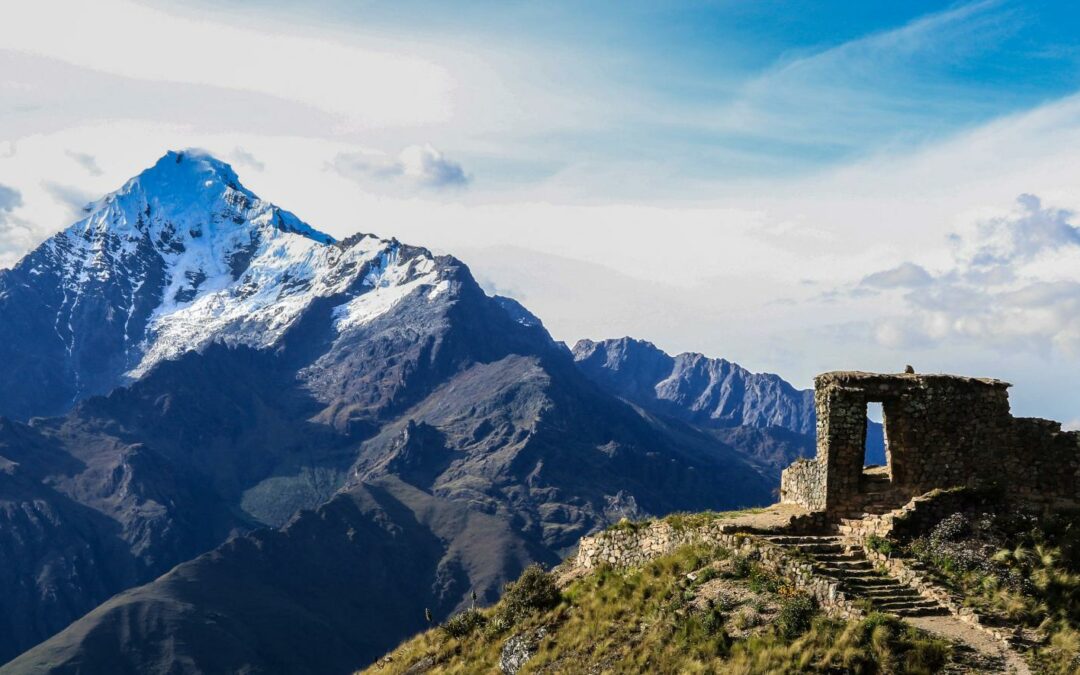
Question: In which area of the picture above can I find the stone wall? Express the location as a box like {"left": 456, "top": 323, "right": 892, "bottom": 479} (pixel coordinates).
{"left": 780, "top": 370, "right": 1080, "bottom": 517}
{"left": 573, "top": 520, "right": 863, "bottom": 620}
{"left": 778, "top": 458, "right": 825, "bottom": 511}
{"left": 1010, "top": 418, "right": 1080, "bottom": 507}
{"left": 836, "top": 488, "right": 987, "bottom": 543}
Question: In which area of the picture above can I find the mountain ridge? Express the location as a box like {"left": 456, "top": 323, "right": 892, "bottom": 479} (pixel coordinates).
{"left": 0, "top": 152, "right": 818, "bottom": 672}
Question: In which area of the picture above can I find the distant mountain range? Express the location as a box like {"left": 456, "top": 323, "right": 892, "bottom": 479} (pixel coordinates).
{"left": 0, "top": 152, "right": 870, "bottom": 673}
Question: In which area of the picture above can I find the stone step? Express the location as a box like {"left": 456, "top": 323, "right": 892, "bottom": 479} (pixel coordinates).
{"left": 873, "top": 595, "right": 939, "bottom": 607}
{"left": 813, "top": 551, "right": 862, "bottom": 560}
{"left": 841, "top": 578, "right": 899, "bottom": 589}
{"left": 854, "top": 588, "right": 926, "bottom": 600}
{"left": 818, "top": 560, "right": 874, "bottom": 571}
{"left": 759, "top": 535, "right": 842, "bottom": 545}
{"left": 791, "top": 544, "right": 846, "bottom": 555}
{"left": 864, "top": 596, "right": 930, "bottom": 607}
{"left": 888, "top": 605, "right": 949, "bottom": 617}
{"left": 760, "top": 529, "right": 953, "bottom": 621}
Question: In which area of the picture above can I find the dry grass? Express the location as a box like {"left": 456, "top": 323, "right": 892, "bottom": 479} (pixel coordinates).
{"left": 362, "top": 540, "right": 950, "bottom": 674}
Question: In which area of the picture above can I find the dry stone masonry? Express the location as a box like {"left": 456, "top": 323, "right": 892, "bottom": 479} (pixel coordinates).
{"left": 780, "top": 370, "right": 1080, "bottom": 517}
{"left": 573, "top": 519, "right": 864, "bottom": 620}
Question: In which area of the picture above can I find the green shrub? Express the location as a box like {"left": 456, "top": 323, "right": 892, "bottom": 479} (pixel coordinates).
{"left": 776, "top": 593, "right": 816, "bottom": 640}
{"left": 439, "top": 608, "right": 486, "bottom": 639}
{"left": 747, "top": 565, "right": 780, "bottom": 594}
{"left": 729, "top": 554, "right": 753, "bottom": 579}
{"left": 700, "top": 607, "right": 725, "bottom": 635}
{"left": 497, "top": 564, "right": 561, "bottom": 625}
{"left": 607, "top": 517, "right": 650, "bottom": 533}
{"left": 866, "top": 534, "right": 894, "bottom": 556}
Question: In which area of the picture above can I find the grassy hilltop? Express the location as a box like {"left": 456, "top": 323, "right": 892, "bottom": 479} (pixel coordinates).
{"left": 363, "top": 504, "right": 1080, "bottom": 675}
{"left": 361, "top": 518, "right": 952, "bottom": 674}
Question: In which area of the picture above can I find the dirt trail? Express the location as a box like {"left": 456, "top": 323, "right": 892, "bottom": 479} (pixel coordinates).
{"left": 906, "top": 615, "right": 1031, "bottom": 675}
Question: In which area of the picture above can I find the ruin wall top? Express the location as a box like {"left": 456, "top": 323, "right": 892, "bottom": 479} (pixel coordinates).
{"left": 814, "top": 370, "right": 1010, "bottom": 391}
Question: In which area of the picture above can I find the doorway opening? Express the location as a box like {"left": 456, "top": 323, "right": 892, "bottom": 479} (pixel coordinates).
{"left": 864, "top": 401, "right": 887, "bottom": 469}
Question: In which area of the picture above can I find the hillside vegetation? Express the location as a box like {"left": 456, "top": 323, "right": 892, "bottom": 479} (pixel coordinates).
{"left": 900, "top": 508, "right": 1080, "bottom": 674}
{"left": 363, "top": 535, "right": 952, "bottom": 674}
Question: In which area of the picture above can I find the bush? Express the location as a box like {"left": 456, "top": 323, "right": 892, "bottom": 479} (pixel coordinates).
{"left": 440, "top": 608, "right": 486, "bottom": 639}
{"left": 866, "top": 534, "right": 894, "bottom": 556}
{"left": 747, "top": 566, "right": 780, "bottom": 594}
{"left": 776, "top": 593, "right": 816, "bottom": 640}
{"left": 497, "top": 564, "right": 561, "bottom": 625}
{"left": 729, "top": 554, "right": 753, "bottom": 579}
{"left": 905, "top": 509, "right": 1080, "bottom": 671}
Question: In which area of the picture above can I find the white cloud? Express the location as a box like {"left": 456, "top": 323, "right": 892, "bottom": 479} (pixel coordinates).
{"left": 42, "top": 182, "right": 95, "bottom": 219}
{"left": 0, "top": 181, "right": 32, "bottom": 267}
{"left": 861, "top": 262, "right": 933, "bottom": 289}
{"left": 856, "top": 194, "right": 1080, "bottom": 357}
{"left": 0, "top": 0, "right": 455, "bottom": 130}
{"left": 399, "top": 145, "right": 469, "bottom": 187}
{"left": 0, "top": 183, "right": 20, "bottom": 213}
{"left": 952, "top": 193, "right": 1080, "bottom": 268}
{"left": 330, "top": 144, "right": 469, "bottom": 189}
{"left": 230, "top": 148, "right": 265, "bottom": 172}
{"left": 65, "top": 150, "right": 102, "bottom": 176}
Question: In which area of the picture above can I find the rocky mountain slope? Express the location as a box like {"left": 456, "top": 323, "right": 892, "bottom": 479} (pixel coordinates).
{"left": 0, "top": 152, "right": 791, "bottom": 672}
{"left": 573, "top": 337, "right": 886, "bottom": 469}
{"left": 573, "top": 337, "right": 816, "bottom": 434}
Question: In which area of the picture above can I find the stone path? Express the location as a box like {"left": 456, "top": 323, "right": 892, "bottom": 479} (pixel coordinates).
{"left": 758, "top": 533, "right": 1032, "bottom": 674}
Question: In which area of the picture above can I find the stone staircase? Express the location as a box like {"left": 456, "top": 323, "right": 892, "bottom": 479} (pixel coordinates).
{"left": 757, "top": 534, "right": 947, "bottom": 617}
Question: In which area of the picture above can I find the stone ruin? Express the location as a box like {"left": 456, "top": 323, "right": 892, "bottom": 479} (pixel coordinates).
{"left": 780, "top": 370, "right": 1080, "bottom": 517}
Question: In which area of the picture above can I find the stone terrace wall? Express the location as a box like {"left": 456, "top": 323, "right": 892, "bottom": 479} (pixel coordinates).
{"left": 573, "top": 520, "right": 863, "bottom": 620}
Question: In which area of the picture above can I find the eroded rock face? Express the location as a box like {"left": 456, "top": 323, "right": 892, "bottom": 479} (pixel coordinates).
{"left": 573, "top": 337, "right": 815, "bottom": 434}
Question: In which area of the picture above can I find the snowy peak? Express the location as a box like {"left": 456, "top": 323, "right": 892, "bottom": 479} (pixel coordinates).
{"left": 69, "top": 149, "right": 333, "bottom": 249}
{"left": 0, "top": 151, "right": 457, "bottom": 416}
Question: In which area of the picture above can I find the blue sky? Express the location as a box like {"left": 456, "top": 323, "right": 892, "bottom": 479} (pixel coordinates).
{"left": 184, "top": 0, "right": 1080, "bottom": 184}
{"left": 6, "top": 0, "right": 1080, "bottom": 421}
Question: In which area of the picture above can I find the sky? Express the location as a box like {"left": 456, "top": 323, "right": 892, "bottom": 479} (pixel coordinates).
{"left": 4, "top": 0, "right": 1080, "bottom": 421}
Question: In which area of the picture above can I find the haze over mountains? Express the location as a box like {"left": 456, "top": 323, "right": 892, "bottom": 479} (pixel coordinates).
{"left": 0, "top": 152, "right": 842, "bottom": 673}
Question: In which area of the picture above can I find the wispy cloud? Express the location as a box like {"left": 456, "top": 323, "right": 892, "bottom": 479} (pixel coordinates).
{"left": 0, "top": 183, "right": 20, "bottom": 213}
{"left": 42, "top": 181, "right": 94, "bottom": 218}
{"left": 65, "top": 150, "right": 102, "bottom": 176}
{"left": 330, "top": 144, "right": 469, "bottom": 190}
{"left": 230, "top": 147, "right": 265, "bottom": 172}
{"left": 0, "top": 182, "right": 32, "bottom": 267}
{"left": 0, "top": 0, "right": 455, "bottom": 130}
{"left": 709, "top": 1, "right": 1020, "bottom": 160}
{"left": 860, "top": 262, "right": 934, "bottom": 289}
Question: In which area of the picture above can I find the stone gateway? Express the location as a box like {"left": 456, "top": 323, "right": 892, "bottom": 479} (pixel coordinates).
{"left": 780, "top": 370, "right": 1080, "bottom": 517}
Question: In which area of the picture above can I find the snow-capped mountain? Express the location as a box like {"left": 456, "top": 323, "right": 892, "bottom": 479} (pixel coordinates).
{"left": 0, "top": 152, "right": 795, "bottom": 672}
{"left": 0, "top": 151, "right": 449, "bottom": 419}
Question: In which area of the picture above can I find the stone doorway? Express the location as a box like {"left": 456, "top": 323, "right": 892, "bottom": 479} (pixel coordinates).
{"left": 864, "top": 402, "right": 886, "bottom": 469}
{"left": 862, "top": 400, "right": 894, "bottom": 504}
